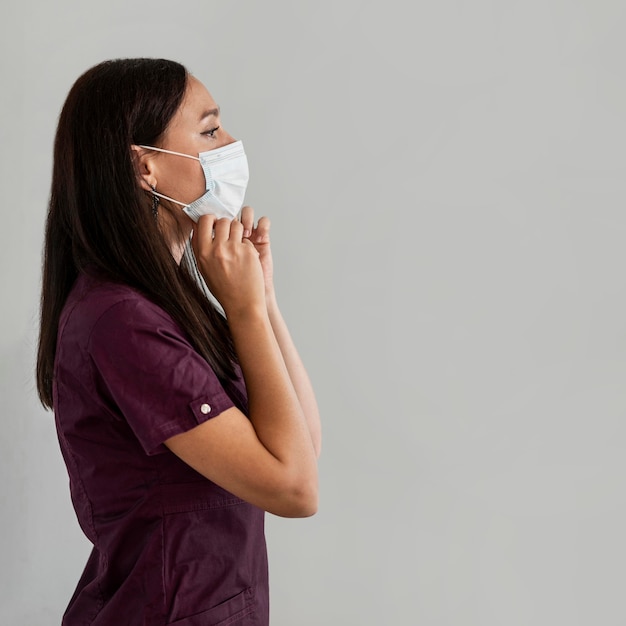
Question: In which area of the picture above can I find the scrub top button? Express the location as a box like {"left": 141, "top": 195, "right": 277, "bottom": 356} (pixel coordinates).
{"left": 200, "top": 403, "right": 211, "bottom": 415}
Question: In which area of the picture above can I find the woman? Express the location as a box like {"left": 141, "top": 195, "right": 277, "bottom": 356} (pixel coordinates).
{"left": 36, "top": 58, "right": 321, "bottom": 625}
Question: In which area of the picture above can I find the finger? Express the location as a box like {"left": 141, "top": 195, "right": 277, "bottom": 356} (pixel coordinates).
{"left": 252, "top": 216, "right": 271, "bottom": 244}
{"left": 191, "top": 214, "right": 217, "bottom": 256}
{"left": 240, "top": 205, "right": 255, "bottom": 238}
{"left": 242, "top": 237, "right": 261, "bottom": 257}
{"left": 213, "top": 217, "right": 233, "bottom": 242}
{"left": 229, "top": 218, "right": 245, "bottom": 241}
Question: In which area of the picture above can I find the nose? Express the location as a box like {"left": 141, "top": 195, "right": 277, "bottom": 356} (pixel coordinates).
{"left": 222, "top": 129, "right": 236, "bottom": 145}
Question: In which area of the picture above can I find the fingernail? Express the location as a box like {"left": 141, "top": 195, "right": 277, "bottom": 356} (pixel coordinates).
{"left": 243, "top": 229, "right": 251, "bottom": 238}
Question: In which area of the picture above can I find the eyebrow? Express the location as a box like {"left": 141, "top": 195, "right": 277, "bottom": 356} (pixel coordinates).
{"left": 199, "top": 107, "right": 220, "bottom": 121}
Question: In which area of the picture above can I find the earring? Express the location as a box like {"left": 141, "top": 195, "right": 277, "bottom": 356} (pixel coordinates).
{"left": 150, "top": 184, "right": 159, "bottom": 217}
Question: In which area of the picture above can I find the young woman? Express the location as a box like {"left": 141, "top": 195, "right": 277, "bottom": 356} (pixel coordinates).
{"left": 36, "top": 58, "right": 321, "bottom": 625}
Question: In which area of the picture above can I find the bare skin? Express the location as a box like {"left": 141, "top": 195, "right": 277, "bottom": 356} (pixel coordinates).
{"left": 132, "top": 77, "right": 321, "bottom": 517}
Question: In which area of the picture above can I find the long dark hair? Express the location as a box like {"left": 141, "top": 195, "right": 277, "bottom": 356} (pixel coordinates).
{"left": 36, "top": 58, "right": 237, "bottom": 409}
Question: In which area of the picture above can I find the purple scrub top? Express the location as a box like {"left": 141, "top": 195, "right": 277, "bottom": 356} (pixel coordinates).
{"left": 53, "top": 271, "right": 269, "bottom": 625}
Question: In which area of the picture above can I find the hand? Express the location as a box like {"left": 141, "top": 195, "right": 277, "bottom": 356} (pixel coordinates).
{"left": 191, "top": 215, "right": 266, "bottom": 318}
{"left": 241, "top": 206, "right": 275, "bottom": 302}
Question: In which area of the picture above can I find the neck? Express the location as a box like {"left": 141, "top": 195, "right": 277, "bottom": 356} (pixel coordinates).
{"left": 171, "top": 238, "right": 189, "bottom": 265}
{"left": 162, "top": 209, "right": 195, "bottom": 265}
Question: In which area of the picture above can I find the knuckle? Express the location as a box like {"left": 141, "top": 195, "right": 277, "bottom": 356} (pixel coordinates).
{"left": 212, "top": 245, "right": 228, "bottom": 261}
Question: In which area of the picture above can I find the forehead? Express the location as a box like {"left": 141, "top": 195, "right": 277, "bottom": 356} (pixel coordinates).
{"left": 170, "top": 76, "right": 219, "bottom": 128}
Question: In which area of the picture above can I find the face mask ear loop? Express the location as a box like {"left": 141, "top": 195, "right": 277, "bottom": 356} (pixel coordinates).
{"left": 138, "top": 145, "right": 200, "bottom": 161}
{"left": 150, "top": 184, "right": 160, "bottom": 217}
{"left": 150, "top": 189, "right": 189, "bottom": 208}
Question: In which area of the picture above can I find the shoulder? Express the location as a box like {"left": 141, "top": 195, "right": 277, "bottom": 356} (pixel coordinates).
{"left": 60, "top": 271, "right": 178, "bottom": 345}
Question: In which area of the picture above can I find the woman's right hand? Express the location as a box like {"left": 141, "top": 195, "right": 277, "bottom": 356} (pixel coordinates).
{"left": 172, "top": 215, "right": 318, "bottom": 519}
{"left": 191, "top": 215, "right": 266, "bottom": 318}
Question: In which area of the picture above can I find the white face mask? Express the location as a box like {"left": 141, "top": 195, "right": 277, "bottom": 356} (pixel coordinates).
{"left": 139, "top": 140, "right": 249, "bottom": 222}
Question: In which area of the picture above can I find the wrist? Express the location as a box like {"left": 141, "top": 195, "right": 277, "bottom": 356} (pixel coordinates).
{"left": 225, "top": 301, "right": 269, "bottom": 327}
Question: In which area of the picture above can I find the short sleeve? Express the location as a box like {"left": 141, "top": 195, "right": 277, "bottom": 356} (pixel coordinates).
{"left": 87, "top": 297, "right": 236, "bottom": 455}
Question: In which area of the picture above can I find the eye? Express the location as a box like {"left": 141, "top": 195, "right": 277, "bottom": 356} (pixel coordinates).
{"left": 202, "top": 126, "right": 220, "bottom": 138}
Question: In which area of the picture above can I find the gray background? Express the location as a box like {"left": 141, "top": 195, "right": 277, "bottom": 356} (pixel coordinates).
{"left": 2, "top": 1, "right": 626, "bottom": 624}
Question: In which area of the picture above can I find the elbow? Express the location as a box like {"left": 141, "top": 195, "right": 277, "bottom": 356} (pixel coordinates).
{"left": 292, "top": 487, "right": 319, "bottom": 518}
{"left": 273, "top": 473, "right": 318, "bottom": 518}
{"left": 282, "top": 493, "right": 318, "bottom": 518}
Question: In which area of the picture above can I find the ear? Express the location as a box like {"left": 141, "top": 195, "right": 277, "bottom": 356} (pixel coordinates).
{"left": 130, "top": 145, "right": 158, "bottom": 192}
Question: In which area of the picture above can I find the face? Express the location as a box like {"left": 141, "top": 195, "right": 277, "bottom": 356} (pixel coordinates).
{"left": 147, "top": 76, "right": 236, "bottom": 210}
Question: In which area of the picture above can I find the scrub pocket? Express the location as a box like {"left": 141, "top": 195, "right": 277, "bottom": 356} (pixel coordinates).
{"left": 166, "top": 587, "right": 256, "bottom": 625}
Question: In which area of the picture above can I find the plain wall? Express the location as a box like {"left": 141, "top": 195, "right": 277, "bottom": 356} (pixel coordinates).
{"left": 3, "top": 1, "right": 626, "bottom": 624}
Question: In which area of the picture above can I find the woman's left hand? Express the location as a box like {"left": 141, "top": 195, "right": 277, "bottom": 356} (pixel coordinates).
{"left": 241, "top": 206, "right": 275, "bottom": 302}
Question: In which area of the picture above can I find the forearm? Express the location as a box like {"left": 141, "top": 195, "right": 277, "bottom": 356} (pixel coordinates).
{"left": 228, "top": 306, "right": 318, "bottom": 480}
{"left": 266, "top": 294, "right": 322, "bottom": 457}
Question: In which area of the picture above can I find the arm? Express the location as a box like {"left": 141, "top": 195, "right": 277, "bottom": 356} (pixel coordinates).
{"left": 165, "top": 216, "right": 318, "bottom": 518}
{"left": 242, "top": 207, "right": 322, "bottom": 457}
{"left": 266, "top": 296, "right": 322, "bottom": 457}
